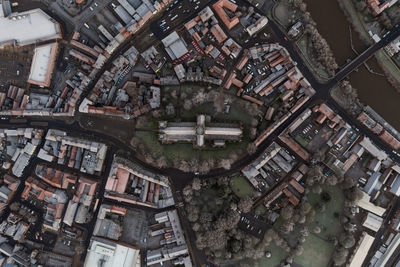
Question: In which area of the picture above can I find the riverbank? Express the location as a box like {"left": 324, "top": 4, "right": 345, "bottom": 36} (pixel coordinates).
{"left": 336, "top": 0, "right": 400, "bottom": 91}
{"left": 271, "top": 1, "right": 333, "bottom": 82}
{"left": 303, "top": 0, "right": 400, "bottom": 130}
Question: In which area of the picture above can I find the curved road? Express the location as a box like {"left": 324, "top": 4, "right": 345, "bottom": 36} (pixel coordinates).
{"left": 7, "top": 1, "right": 400, "bottom": 266}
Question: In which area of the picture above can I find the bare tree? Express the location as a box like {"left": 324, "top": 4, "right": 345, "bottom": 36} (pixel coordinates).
{"left": 325, "top": 175, "right": 339, "bottom": 186}
{"left": 221, "top": 159, "right": 232, "bottom": 170}
{"left": 238, "top": 196, "right": 253, "bottom": 213}
{"left": 165, "top": 103, "right": 175, "bottom": 115}
{"left": 193, "top": 89, "right": 207, "bottom": 105}
{"left": 300, "top": 202, "right": 312, "bottom": 215}
{"left": 199, "top": 212, "right": 213, "bottom": 224}
{"left": 198, "top": 160, "right": 211, "bottom": 173}
{"left": 340, "top": 233, "right": 355, "bottom": 249}
{"left": 312, "top": 185, "right": 323, "bottom": 194}
{"left": 155, "top": 156, "right": 167, "bottom": 168}
{"left": 306, "top": 165, "right": 323, "bottom": 186}
{"left": 250, "top": 118, "right": 259, "bottom": 127}
{"left": 188, "top": 210, "right": 199, "bottom": 222}
{"left": 313, "top": 226, "right": 321, "bottom": 234}
{"left": 355, "top": 1, "right": 367, "bottom": 11}
{"left": 183, "top": 99, "right": 193, "bottom": 110}
{"left": 280, "top": 221, "right": 295, "bottom": 234}
{"left": 9, "top": 202, "right": 20, "bottom": 212}
{"left": 192, "top": 177, "right": 202, "bottom": 191}
{"left": 249, "top": 128, "right": 257, "bottom": 140}
{"left": 344, "top": 186, "right": 364, "bottom": 204}
{"left": 332, "top": 248, "right": 348, "bottom": 266}
{"left": 293, "top": 245, "right": 304, "bottom": 256}
{"left": 183, "top": 185, "right": 193, "bottom": 197}
{"left": 247, "top": 142, "right": 257, "bottom": 154}
{"left": 299, "top": 226, "right": 309, "bottom": 237}
{"left": 213, "top": 91, "right": 225, "bottom": 113}
{"left": 280, "top": 205, "right": 294, "bottom": 221}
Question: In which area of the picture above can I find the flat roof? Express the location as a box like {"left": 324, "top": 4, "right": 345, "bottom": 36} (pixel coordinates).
{"left": 28, "top": 42, "right": 58, "bottom": 87}
{"left": 204, "top": 127, "right": 242, "bottom": 136}
{"left": 0, "top": 9, "right": 61, "bottom": 47}
{"left": 161, "top": 31, "right": 188, "bottom": 59}
{"left": 363, "top": 212, "right": 383, "bottom": 232}
{"left": 162, "top": 126, "right": 196, "bottom": 136}
{"left": 357, "top": 191, "right": 386, "bottom": 216}
{"left": 349, "top": 233, "right": 374, "bottom": 267}
{"left": 84, "top": 237, "right": 140, "bottom": 267}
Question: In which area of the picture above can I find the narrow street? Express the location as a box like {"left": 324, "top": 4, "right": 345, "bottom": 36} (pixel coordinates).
{"left": 3, "top": 0, "right": 400, "bottom": 266}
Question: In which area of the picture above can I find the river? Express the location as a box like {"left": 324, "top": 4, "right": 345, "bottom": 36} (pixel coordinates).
{"left": 304, "top": 0, "right": 400, "bottom": 130}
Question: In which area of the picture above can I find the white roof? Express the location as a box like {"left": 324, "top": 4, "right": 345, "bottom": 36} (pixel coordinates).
{"left": 363, "top": 212, "right": 383, "bottom": 232}
{"left": 390, "top": 175, "right": 400, "bottom": 196}
{"left": 162, "top": 31, "right": 180, "bottom": 47}
{"left": 162, "top": 31, "right": 188, "bottom": 59}
{"left": 349, "top": 233, "right": 374, "bottom": 267}
{"left": 359, "top": 137, "right": 388, "bottom": 161}
{"left": 357, "top": 191, "right": 386, "bottom": 216}
{"left": 205, "top": 127, "right": 242, "bottom": 136}
{"left": 163, "top": 127, "right": 195, "bottom": 136}
{"left": 0, "top": 9, "right": 60, "bottom": 47}
{"left": 169, "top": 40, "right": 188, "bottom": 59}
{"left": 28, "top": 43, "right": 57, "bottom": 85}
{"left": 374, "top": 233, "right": 400, "bottom": 267}
{"left": 84, "top": 237, "right": 140, "bottom": 267}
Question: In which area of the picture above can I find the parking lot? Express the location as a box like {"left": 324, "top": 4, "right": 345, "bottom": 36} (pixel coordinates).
{"left": 238, "top": 211, "right": 269, "bottom": 239}
{"left": 150, "top": 0, "right": 213, "bottom": 39}
{"left": 0, "top": 47, "right": 33, "bottom": 88}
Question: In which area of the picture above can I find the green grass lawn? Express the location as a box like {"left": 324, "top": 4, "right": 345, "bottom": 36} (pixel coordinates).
{"left": 273, "top": 216, "right": 284, "bottom": 230}
{"left": 272, "top": 185, "right": 343, "bottom": 267}
{"left": 231, "top": 175, "right": 254, "bottom": 198}
{"left": 296, "top": 35, "right": 330, "bottom": 79}
{"left": 375, "top": 50, "right": 400, "bottom": 85}
{"left": 294, "top": 234, "right": 334, "bottom": 267}
{"left": 295, "top": 135, "right": 308, "bottom": 147}
{"left": 258, "top": 243, "right": 288, "bottom": 267}
{"left": 136, "top": 129, "right": 249, "bottom": 163}
{"left": 255, "top": 205, "right": 268, "bottom": 216}
{"left": 307, "top": 185, "right": 344, "bottom": 239}
{"left": 135, "top": 92, "right": 254, "bottom": 163}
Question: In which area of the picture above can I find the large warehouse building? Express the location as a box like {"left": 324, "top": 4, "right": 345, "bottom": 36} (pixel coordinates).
{"left": 84, "top": 237, "right": 141, "bottom": 267}
{"left": 0, "top": 6, "right": 62, "bottom": 87}
{"left": 0, "top": 8, "right": 61, "bottom": 47}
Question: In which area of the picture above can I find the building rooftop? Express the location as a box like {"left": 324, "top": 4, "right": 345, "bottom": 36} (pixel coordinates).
{"left": 28, "top": 42, "right": 59, "bottom": 87}
{"left": 161, "top": 31, "right": 188, "bottom": 60}
{"left": 159, "top": 114, "right": 242, "bottom": 147}
{"left": 363, "top": 212, "right": 383, "bottom": 232}
{"left": 212, "top": 0, "right": 239, "bottom": 30}
{"left": 0, "top": 8, "right": 61, "bottom": 47}
{"left": 349, "top": 233, "right": 375, "bottom": 267}
{"left": 84, "top": 236, "right": 140, "bottom": 267}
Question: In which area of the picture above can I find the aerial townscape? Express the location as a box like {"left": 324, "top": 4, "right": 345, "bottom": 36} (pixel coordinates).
{"left": 1, "top": 0, "right": 400, "bottom": 266}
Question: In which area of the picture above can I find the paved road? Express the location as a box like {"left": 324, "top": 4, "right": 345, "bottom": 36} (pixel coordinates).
{"left": 8, "top": 1, "right": 400, "bottom": 265}
{"left": 361, "top": 197, "right": 400, "bottom": 267}
{"left": 333, "top": 24, "right": 400, "bottom": 83}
